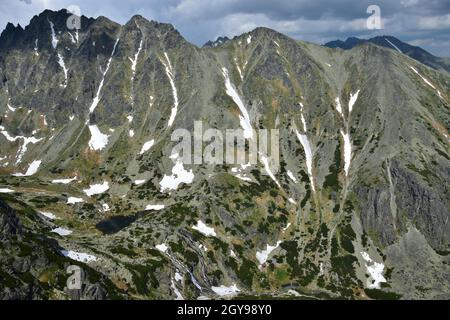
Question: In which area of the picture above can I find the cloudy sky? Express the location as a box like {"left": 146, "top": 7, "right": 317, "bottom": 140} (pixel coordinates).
{"left": 1, "top": 0, "right": 450, "bottom": 56}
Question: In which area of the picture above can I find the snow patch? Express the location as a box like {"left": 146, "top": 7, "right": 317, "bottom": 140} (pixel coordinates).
{"left": 57, "top": 53, "right": 68, "bottom": 88}
{"left": 67, "top": 197, "right": 84, "bottom": 204}
{"left": 145, "top": 204, "right": 165, "bottom": 211}
{"left": 13, "top": 160, "right": 42, "bottom": 177}
{"left": 61, "top": 250, "right": 97, "bottom": 263}
{"left": 192, "top": 220, "right": 216, "bottom": 237}
{"left": 360, "top": 251, "right": 386, "bottom": 289}
{"left": 222, "top": 67, "right": 253, "bottom": 139}
{"left": 0, "top": 188, "right": 14, "bottom": 193}
{"left": 256, "top": 241, "right": 281, "bottom": 265}
{"left": 89, "top": 38, "right": 119, "bottom": 113}
{"left": 129, "top": 39, "right": 143, "bottom": 81}
{"left": 139, "top": 139, "right": 155, "bottom": 155}
{"left": 385, "top": 38, "right": 402, "bottom": 53}
{"left": 341, "top": 130, "right": 352, "bottom": 176}
{"left": 51, "top": 227, "right": 72, "bottom": 236}
{"left": 88, "top": 125, "right": 109, "bottom": 151}
{"left": 171, "top": 279, "right": 184, "bottom": 300}
{"left": 335, "top": 97, "right": 343, "bottom": 118}
{"left": 259, "top": 154, "right": 281, "bottom": 188}
{"left": 295, "top": 129, "right": 315, "bottom": 192}
{"left": 52, "top": 176, "right": 77, "bottom": 184}
{"left": 39, "top": 211, "right": 58, "bottom": 220}
{"left": 0, "top": 128, "right": 43, "bottom": 164}
{"left": 161, "top": 52, "right": 179, "bottom": 127}
{"left": 48, "top": 20, "right": 58, "bottom": 48}
{"left": 159, "top": 153, "right": 194, "bottom": 192}
{"left": 409, "top": 65, "right": 443, "bottom": 99}
{"left": 348, "top": 90, "right": 360, "bottom": 114}
{"left": 156, "top": 243, "right": 168, "bottom": 253}
{"left": 83, "top": 181, "right": 109, "bottom": 197}
{"left": 134, "top": 179, "right": 146, "bottom": 185}
{"left": 287, "top": 170, "right": 297, "bottom": 183}
{"left": 211, "top": 284, "right": 240, "bottom": 297}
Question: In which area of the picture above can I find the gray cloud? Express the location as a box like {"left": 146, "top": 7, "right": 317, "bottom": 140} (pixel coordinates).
{"left": 1, "top": 0, "right": 450, "bottom": 56}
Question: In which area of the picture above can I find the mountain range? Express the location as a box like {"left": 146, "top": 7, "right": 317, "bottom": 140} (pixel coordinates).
{"left": 325, "top": 35, "right": 450, "bottom": 74}
{"left": 0, "top": 9, "right": 449, "bottom": 300}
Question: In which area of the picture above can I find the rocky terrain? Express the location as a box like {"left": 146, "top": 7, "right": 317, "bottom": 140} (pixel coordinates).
{"left": 0, "top": 9, "right": 449, "bottom": 300}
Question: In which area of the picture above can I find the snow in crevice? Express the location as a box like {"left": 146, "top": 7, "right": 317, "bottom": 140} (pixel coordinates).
{"left": 341, "top": 130, "right": 352, "bottom": 176}
{"left": 0, "top": 188, "right": 14, "bottom": 193}
{"left": 192, "top": 220, "right": 216, "bottom": 237}
{"left": 211, "top": 284, "right": 240, "bottom": 297}
{"left": 88, "top": 125, "right": 109, "bottom": 151}
{"left": 296, "top": 103, "right": 315, "bottom": 191}
{"left": 61, "top": 250, "right": 97, "bottom": 263}
{"left": 134, "top": 179, "right": 146, "bottom": 185}
{"left": 39, "top": 211, "right": 58, "bottom": 220}
{"left": 256, "top": 241, "right": 281, "bottom": 266}
{"left": 259, "top": 153, "right": 281, "bottom": 188}
{"left": 247, "top": 35, "right": 252, "bottom": 44}
{"left": 0, "top": 126, "right": 43, "bottom": 164}
{"left": 295, "top": 129, "right": 315, "bottom": 192}
{"left": 360, "top": 251, "right": 386, "bottom": 289}
{"left": 83, "top": 181, "right": 109, "bottom": 197}
{"left": 129, "top": 39, "right": 143, "bottom": 82}
{"left": 231, "top": 163, "right": 252, "bottom": 182}
{"left": 139, "top": 139, "right": 155, "bottom": 155}
{"left": 89, "top": 38, "right": 119, "bottom": 113}
{"left": 159, "top": 153, "right": 194, "bottom": 192}
{"left": 222, "top": 67, "right": 253, "bottom": 139}
{"left": 57, "top": 53, "right": 69, "bottom": 88}
{"left": 7, "top": 102, "right": 16, "bottom": 112}
{"left": 385, "top": 38, "right": 402, "bottom": 53}
{"left": 48, "top": 20, "right": 58, "bottom": 49}
{"left": 160, "top": 52, "right": 179, "bottom": 127}
{"left": 348, "top": 90, "right": 360, "bottom": 114}
{"left": 68, "top": 32, "right": 76, "bottom": 44}
{"left": 273, "top": 40, "right": 280, "bottom": 47}
{"left": 128, "top": 129, "right": 135, "bottom": 138}
{"left": 409, "top": 65, "right": 443, "bottom": 99}
{"left": 13, "top": 160, "right": 42, "bottom": 177}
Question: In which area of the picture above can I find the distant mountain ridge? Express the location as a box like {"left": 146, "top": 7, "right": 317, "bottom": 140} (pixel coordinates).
{"left": 325, "top": 35, "right": 450, "bottom": 73}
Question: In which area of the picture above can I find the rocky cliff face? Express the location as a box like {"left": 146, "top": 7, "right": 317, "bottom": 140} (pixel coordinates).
{"left": 0, "top": 9, "right": 449, "bottom": 300}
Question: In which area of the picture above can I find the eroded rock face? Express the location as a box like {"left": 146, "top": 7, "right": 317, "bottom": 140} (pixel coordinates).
{"left": 0, "top": 9, "right": 448, "bottom": 300}
{"left": 0, "top": 199, "right": 22, "bottom": 240}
